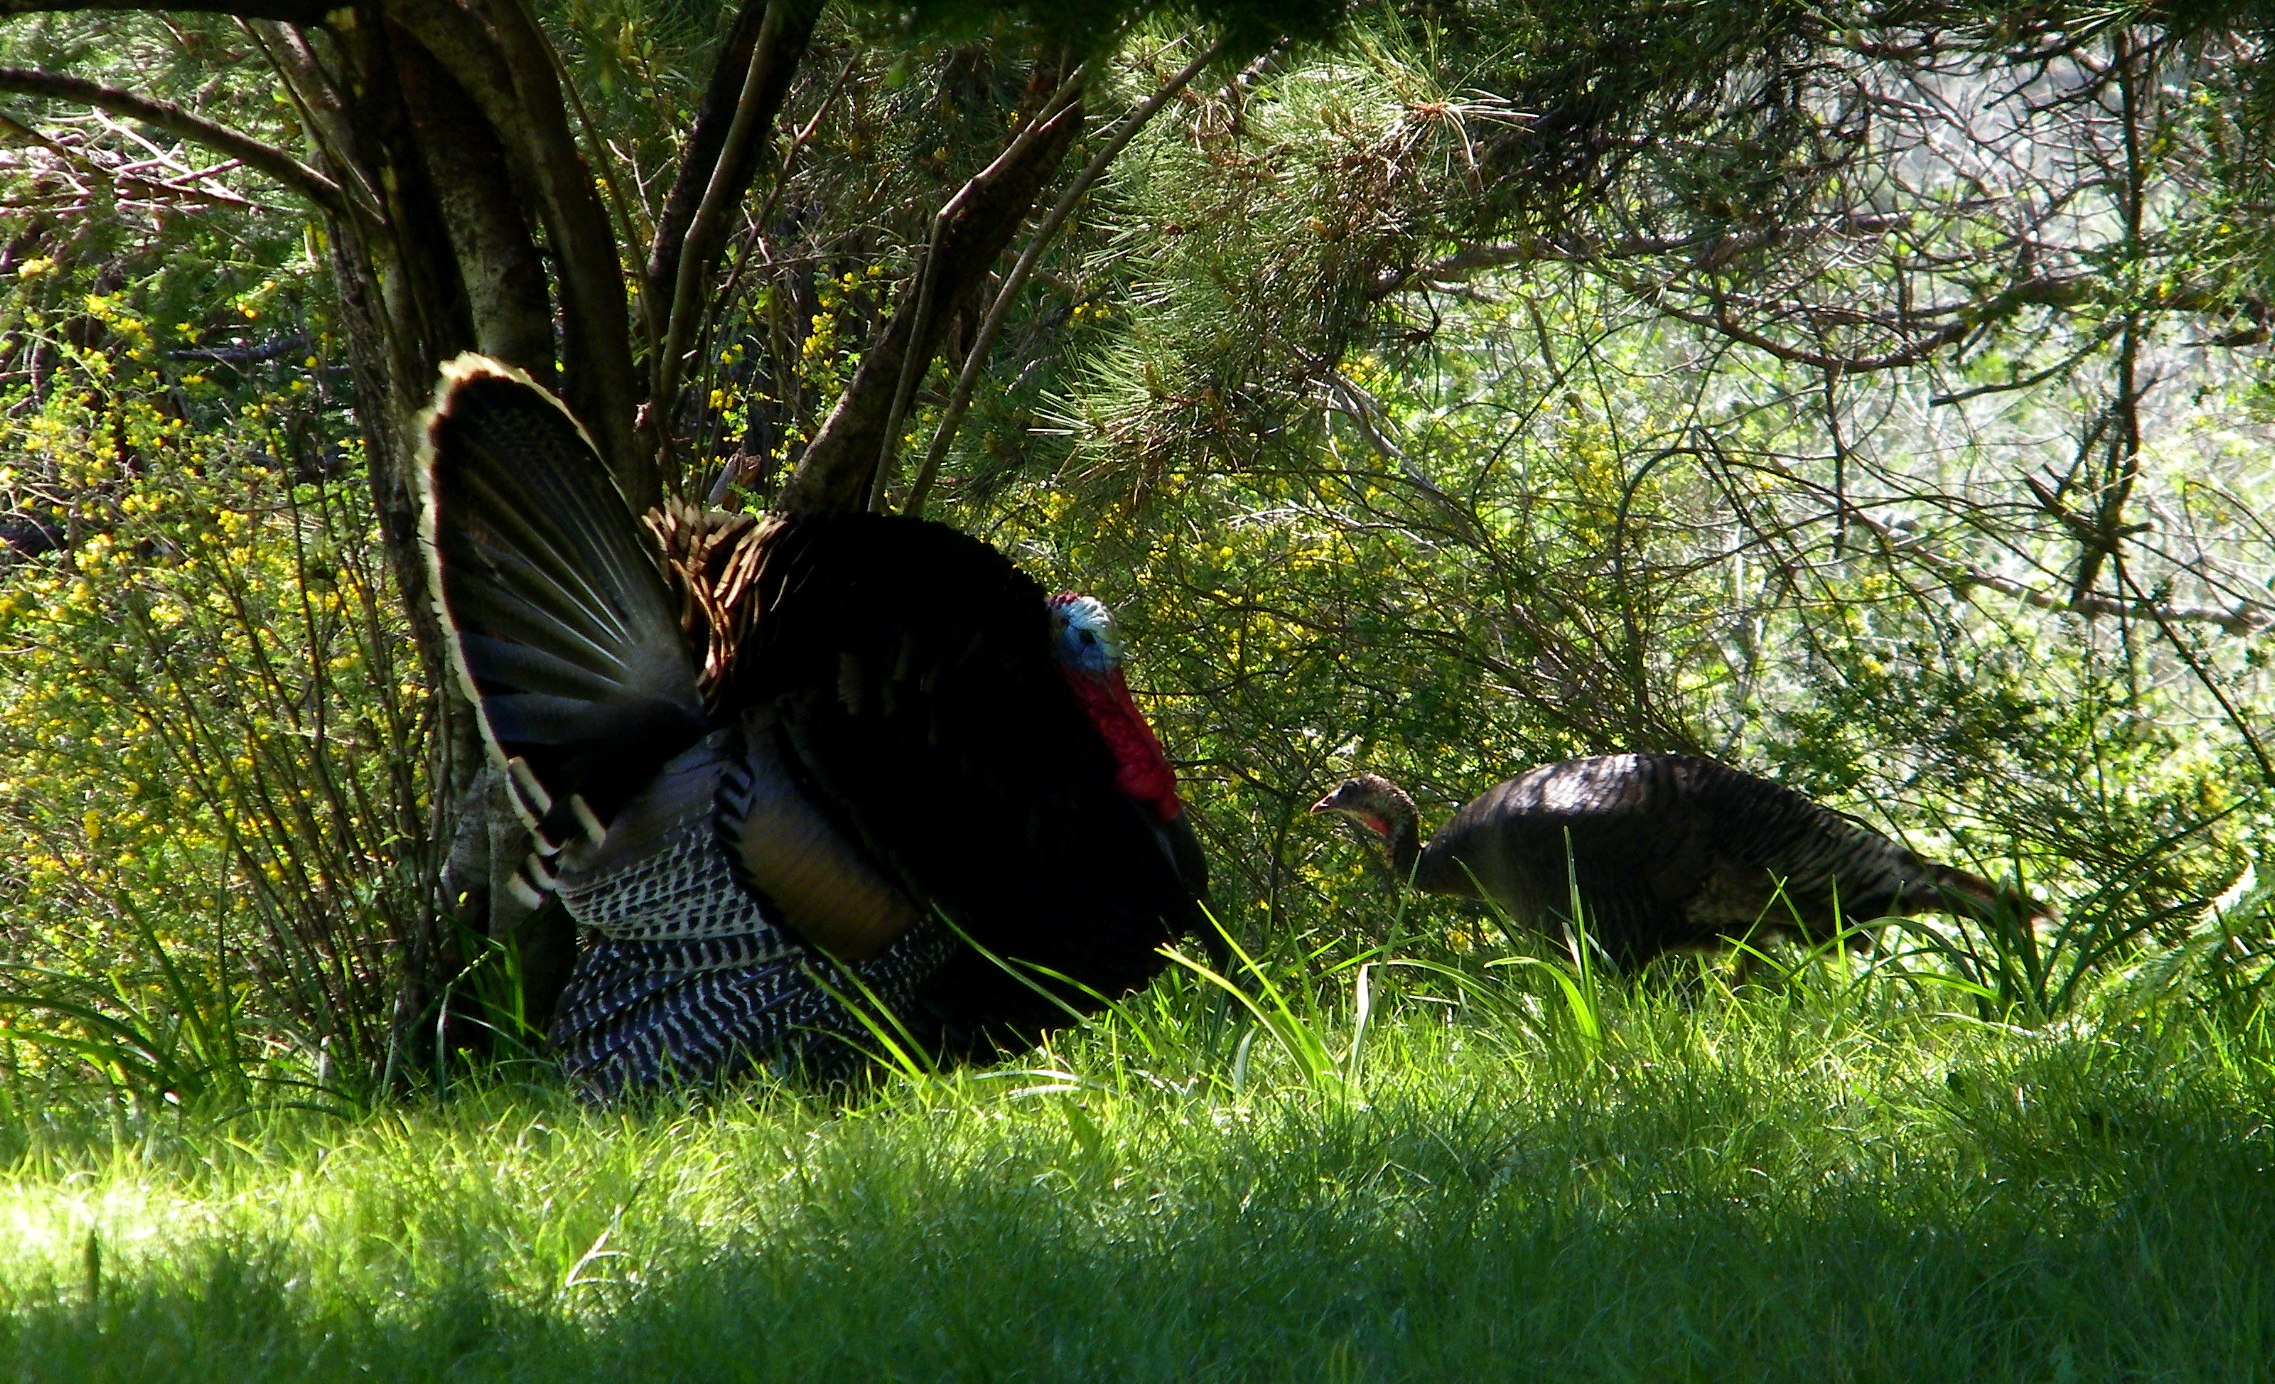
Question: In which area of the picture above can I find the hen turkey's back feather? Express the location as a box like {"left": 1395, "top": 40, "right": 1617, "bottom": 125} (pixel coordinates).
{"left": 1360, "top": 754, "right": 2044, "bottom": 968}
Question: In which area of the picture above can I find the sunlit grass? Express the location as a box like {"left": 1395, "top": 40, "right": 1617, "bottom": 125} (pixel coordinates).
{"left": 3, "top": 951, "right": 2271, "bottom": 1382}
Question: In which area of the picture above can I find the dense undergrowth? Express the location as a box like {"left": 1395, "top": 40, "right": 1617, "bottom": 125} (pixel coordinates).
{"left": 5, "top": 5, "right": 2274, "bottom": 1107}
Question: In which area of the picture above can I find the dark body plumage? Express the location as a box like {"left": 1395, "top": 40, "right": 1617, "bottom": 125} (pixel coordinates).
{"left": 420, "top": 356, "right": 1206, "bottom": 1098}
{"left": 1313, "top": 754, "right": 2045, "bottom": 969}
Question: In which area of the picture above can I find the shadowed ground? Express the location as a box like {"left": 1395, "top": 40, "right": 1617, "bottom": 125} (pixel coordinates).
{"left": 3, "top": 988, "right": 2270, "bottom": 1382}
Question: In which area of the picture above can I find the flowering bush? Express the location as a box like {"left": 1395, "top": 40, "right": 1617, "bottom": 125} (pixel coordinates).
{"left": 0, "top": 254, "right": 427, "bottom": 1107}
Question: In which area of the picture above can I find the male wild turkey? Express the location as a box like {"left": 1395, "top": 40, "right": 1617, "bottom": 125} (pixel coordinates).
{"left": 420, "top": 355, "right": 1208, "bottom": 1098}
{"left": 1310, "top": 754, "right": 2045, "bottom": 969}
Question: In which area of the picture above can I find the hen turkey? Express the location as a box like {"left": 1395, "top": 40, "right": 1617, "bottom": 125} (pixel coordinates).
{"left": 1312, "top": 754, "right": 2045, "bottom": 969}
{"left": 420, "top": 355, "right": 1208, "bottom": 1098}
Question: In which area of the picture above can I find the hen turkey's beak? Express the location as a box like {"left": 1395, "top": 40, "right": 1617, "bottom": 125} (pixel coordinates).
{"left": 1307, "top": 792, "right": 1340, "bottom": 815}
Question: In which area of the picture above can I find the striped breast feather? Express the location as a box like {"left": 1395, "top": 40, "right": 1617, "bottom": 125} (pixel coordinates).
{"left": 550, "top": 732, "right": 798, "bottom": 947}
{"left": 550, "top": 922, "right": 961, "bottom": 1100}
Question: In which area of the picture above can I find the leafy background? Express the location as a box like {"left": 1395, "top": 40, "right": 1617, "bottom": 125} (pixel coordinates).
{"left": 0, "top": 1, "right": 2270, "bottom": 1104}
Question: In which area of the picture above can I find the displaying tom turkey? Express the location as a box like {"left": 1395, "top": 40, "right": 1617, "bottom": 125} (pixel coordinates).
{"left": 1310, "top": 754, "right": 2046, "bottom": 969}
{"left": 419, "top": 354, "right": 1208, "bottom": 1099}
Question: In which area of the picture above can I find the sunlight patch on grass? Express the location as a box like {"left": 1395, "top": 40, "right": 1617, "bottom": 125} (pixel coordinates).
{"left": 1, "top": 972, "right": 2271, "bottom": 1380}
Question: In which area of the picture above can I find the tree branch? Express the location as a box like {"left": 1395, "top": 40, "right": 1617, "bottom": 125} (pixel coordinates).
{"left": 0, "top": 0, "right": 324, "bottom": 19}
{"left": 381, "top": 0, "right": 641, "bottom": 496}
{"left": 241, "top": 19, "right": 387, "bottom": 223}
{"left": 904, "top": 34, "right": 1224, "bottom": 518}
{"left": 393, "top": 30, "right": 555, "bottom": 372}
{"left": 867, "top": 61, "right": 1089, "bottom": 510}
{"left": 779, "top": 63, "right": 1085, "bottom": 515}
{"left": 648, "top": 0, "right": 819, "bottom": 464}
{"left": 1846, "top": 508, "right": 2271, "bottom": 637}
{"left": 0, "top": 66, "right": 343, "bottom": 216}
{"left": 644, "top": 0, "right": 817, "bottom": 384}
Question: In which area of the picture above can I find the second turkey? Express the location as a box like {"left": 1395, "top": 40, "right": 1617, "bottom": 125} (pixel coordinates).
{"left": 1311, "top": 754, "right": 2047, "bottom": 969}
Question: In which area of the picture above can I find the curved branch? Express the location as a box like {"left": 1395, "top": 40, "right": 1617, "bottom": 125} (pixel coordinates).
{"left": 650, "top": 0, "right": 819, "bottom": 448}
{"left": 778, "top": 62, "right": 1086, "bottom": 516}
{"left": 0, "top": 0, "right": 324, "bottom": 18}
{"left": 241, "top": 19, "right": 386, "bottom": 224}
{"left": 644, "top": 0, "right": 817, "bottom": 380}
{"left": 904, "top": 35, "right": 1226, "bottom": 517}
{"left": 393, "top": 33, "right": 555, "bottom": 371}
{"left": 0, "top": 66, "right": 344, "bottom": 215}
{"left": 864, "top": 63, "right": 1090, "bottom": 511}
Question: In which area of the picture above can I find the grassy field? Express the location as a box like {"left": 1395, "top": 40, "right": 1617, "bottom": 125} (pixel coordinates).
{"left": 2, "top": 952, "right": 2272, "bottom": 1382}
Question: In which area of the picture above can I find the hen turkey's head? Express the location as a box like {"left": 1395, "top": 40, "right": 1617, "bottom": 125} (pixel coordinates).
{"left": 1309, "top": 775, "right": 1420, "bottom": 848}
{"left": 1049, "top": 592, "right": 1181, "bottom": 822}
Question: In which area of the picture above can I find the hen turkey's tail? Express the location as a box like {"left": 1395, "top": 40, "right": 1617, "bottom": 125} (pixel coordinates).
{"left": 419, "top": 355, "right": 706, "bottom": 865}
{"left": 1918, "top": 861, "right": 2057, "bottom": 926}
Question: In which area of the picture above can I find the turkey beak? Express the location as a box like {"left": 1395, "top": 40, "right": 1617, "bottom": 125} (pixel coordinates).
{"left": 1307, "top": 791, "right": 1340, "bottom": 815}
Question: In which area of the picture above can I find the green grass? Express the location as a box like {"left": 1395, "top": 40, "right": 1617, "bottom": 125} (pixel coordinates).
{"left": 2, "top": 960, "right": 2273, "bottom": 1382}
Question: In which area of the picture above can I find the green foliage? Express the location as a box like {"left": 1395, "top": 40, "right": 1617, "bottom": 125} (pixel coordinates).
{"left": 0, "top": 202, "right": 423, "bottom": 1107}
{"left": 852, "top": 0, "right": 1344, "bottom": 54}
{"left": 946, "top": 20, "right": 2275, "bottom": 984}
{"left": 4, "top": 0, "right": 2275, "bottom": 1114}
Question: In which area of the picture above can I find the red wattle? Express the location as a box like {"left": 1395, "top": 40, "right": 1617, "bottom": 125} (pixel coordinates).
{"left": 1065, "top": 668, "right": 1183, "bottom": 821}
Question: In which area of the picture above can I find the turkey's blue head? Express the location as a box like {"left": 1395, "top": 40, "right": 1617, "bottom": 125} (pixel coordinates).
{"left": 1049, "top": 592, "right": 1124, "bottom": 675}
{"left": 1049, "top": 591, "right": 1180, "bottom": 822}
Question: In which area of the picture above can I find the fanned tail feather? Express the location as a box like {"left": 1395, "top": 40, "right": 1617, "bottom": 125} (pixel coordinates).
{"left": 419, "top": 355, "right": 707, "bottom": 853}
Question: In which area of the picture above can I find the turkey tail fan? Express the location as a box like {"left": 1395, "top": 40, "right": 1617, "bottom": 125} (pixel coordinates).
{"left": 419, "top": 355, "right": 706, "bottom": 857}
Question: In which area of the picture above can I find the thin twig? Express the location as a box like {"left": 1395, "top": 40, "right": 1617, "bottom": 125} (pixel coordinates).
{"left": 0, "top": 67, "right": 343, "bottom": 215}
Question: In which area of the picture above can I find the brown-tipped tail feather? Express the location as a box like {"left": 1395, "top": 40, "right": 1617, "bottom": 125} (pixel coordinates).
{"left": 1930, "top": 863, "right": 2057, "bottom": 924}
